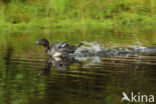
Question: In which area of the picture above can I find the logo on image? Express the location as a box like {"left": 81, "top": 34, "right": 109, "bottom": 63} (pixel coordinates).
{"left": 121, "top": 92, "right": 154, "bottom": 103}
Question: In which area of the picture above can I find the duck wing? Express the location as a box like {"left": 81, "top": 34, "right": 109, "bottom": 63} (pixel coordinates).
{"left": 61, "top": 43, "right": 75, "bottom": 53}
{"left": 50, "top": 42, "right": 83, "bottom": 55}
{"left": 50, "top": 42, "right": 75, "bottom": 53}
{"left": 50, "top": 42, "right": 74, "bottom": 49}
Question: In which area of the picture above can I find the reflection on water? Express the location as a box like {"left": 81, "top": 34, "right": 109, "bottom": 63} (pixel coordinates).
{"left": 0, "top": 46, "right": 156, "bottom": 104}
{"left": 45, "top": 57, "right": 82, "bottom": 70}
{"left": 0, "top": 30, "right": 156, "bottom": 104}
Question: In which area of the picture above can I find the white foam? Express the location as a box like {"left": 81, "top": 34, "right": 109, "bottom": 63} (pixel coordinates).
{"left": 127, "top": 45, "right": 147, "bottom": 52}
{"left": 75, "top": 41, "right": 102, "bottom": 53}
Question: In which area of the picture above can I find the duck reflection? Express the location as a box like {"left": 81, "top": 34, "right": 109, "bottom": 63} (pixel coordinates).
{"left": 42, "top": 57, "right": 82, "bottom": 73}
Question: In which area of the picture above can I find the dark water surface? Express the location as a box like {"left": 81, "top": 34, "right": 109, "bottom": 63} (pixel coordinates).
{"left": 0, "top": 30, "right": 156, "bottom": 104}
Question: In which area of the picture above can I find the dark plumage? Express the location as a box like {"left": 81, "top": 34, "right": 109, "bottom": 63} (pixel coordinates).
{"left": 35, "top": 38, "right": 83, "bottom": 57}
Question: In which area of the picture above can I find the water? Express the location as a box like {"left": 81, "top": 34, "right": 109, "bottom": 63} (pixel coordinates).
{"left": 0, "top": 30, "right": 156, "bottom": 104}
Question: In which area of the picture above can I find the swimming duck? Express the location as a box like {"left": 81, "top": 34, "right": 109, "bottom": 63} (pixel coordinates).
{"left": 35, "top": 38, "right": 83, "bottom": 57}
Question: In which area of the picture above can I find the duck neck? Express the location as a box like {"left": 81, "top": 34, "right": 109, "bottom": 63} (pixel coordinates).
{"left": 44, "top": 44, "right": 50, "bottom": 53}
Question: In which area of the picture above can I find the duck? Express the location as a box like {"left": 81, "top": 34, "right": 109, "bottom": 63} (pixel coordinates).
{"left": 35, "top": 38, "right": 83, "bottom": 57}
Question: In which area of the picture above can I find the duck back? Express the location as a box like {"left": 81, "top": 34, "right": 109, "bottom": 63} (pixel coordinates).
{"left": 48, "top": 42, "right": 75, "bottom": 56}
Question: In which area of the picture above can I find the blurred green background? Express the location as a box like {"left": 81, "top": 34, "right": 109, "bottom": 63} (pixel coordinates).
{"left": 0, "top": 1, "right": 156, "bottom": 104}
{"left": 0, "top": 0, "right": 156, "bottom": 31}
{"left": 0, "top": 0, "right": 156, "bottom": 49}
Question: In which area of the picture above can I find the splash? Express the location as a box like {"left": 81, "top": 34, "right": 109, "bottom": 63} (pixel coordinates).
{"left": 127, "top": 45, "right": 147, "bottom": 52}
{"left": 75, "top": 41, "right": 102, "bottom": 53}
{"left": 74, "top": 41, "right": 156, "bottom": 58}
{"left": 73, "top": 42, "right": 156, "bottom": 65}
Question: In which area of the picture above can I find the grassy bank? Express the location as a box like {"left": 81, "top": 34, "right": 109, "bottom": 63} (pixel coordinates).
{"left": 0, "top": 0, "right": 156, "bottom": 33}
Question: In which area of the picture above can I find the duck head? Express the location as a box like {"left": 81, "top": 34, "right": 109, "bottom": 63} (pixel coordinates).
{"left": 35, "top": 38, "right": 50, "bottom": 53}
{"left": 35, "top": 38, "right": 49, "bottom": 47}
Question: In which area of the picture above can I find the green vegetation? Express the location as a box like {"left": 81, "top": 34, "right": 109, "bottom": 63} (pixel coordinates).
{"left": 0, "top": 0, "right": 156, "bottom": 48}
{"left": 0, "top": 0, "right": 156, "bottom": 32}
{"left": 0, "top": 1, "right": 156, "bottom": 104}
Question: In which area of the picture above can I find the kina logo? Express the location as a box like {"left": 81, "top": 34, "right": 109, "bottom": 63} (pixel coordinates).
{"left": 121, "top": 92, "right": 154, "bottom": 103}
